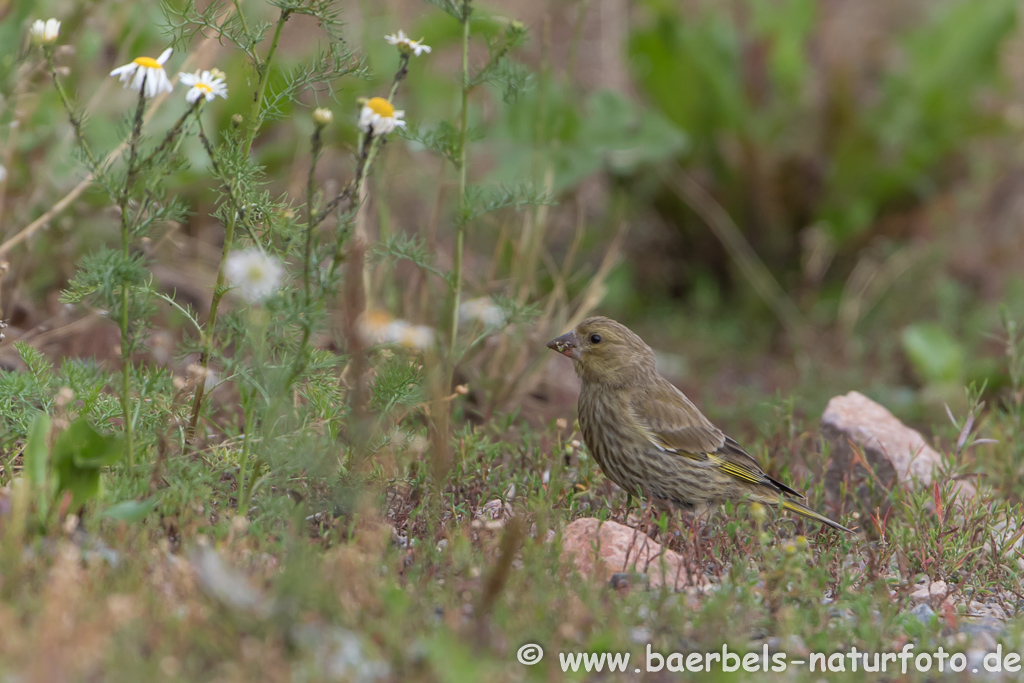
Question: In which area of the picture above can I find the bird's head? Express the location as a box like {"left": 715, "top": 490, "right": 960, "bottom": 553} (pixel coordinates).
{"left": 546, "top": 316, "right": 656, "bottom": 385}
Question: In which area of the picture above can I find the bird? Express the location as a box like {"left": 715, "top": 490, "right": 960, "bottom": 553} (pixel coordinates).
{"left": 547, "top": 316, "right": 851, "bottom": 533}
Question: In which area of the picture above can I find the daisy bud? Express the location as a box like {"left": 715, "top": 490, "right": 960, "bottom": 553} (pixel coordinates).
{"left": 313, "top": 107, "right": 333, "bottom": 127}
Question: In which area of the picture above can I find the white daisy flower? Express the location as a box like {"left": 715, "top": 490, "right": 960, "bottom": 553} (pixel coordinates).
{"left": 109, "top": 48, "right": 174, "bottom": 99}
{"left": 459, "top": 298, "right": 506, "bottom": 328}
{"left": 358, "top": 310, "right": 398, "bottom": 345}
{"left": 357, "top": 97, "right": 405, "bottom": 137}
{"left": 384, "top": 30, "right": 431, "bottom": 57}
{"left": 179, "top": 69, "right": 228, "bottom": 104}
{"left": 357, "top": 311, "right": 434, "bottom": 351}
{"left": 30, "top": 18, "right": 61, "bottom": 45}
{"left": 394, "top": 324, "right": 435, "bottom": 351}
{"left": 224, "top": 248, "right": 284, "bottom": 303}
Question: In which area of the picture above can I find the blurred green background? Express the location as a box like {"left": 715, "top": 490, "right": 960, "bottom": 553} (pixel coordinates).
{"left": 3, "top": 0, "right": 1024, "bottom": 426}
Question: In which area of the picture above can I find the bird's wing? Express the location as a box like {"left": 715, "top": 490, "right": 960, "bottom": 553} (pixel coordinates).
{"left": 719, "top": 435, "right": 802, "bottom": 497}
{"left": 628, "top": 381, "right": 726, "bottom": 455}
{"left": 629, "top": 381, "right": 799, "bottom": 497}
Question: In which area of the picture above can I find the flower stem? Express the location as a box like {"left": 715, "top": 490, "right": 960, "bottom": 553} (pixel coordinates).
{"left": 237, "top": 386, "right": 256, "bottom": 512}
{"left": 186, "top": 120, "right": 239, "bottom": 444}
{"left": 117, "top": 84, "right": 148, "bottom": 468}
{"left": 241, "top": 8, "right": 290, "bottom": 161}
{"left": 450, "top": 0, "right": 472, "bottom": 351}
{"left": 339, "top": 130, "right": 377, "bottom": 412}
{"left": 141, "top": 100, "right": 202, "bottom": 169}
{"left": 190, "top": 8, "right": 290, "bottom": 439}
{"left": 46, "top": 51, "right": 103, "bottom": 178}
{"left": 304, "top": 125, "right": 324, "bottom": 301}
{"left": 290, "top": 122, "right": 327, "bottom": 386}
{"left": 388, "top": 54, "right": 410, "bottom": 100}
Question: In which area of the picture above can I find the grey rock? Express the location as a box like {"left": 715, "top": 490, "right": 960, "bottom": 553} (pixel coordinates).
{"left": 190, "top": 545, "right": 271, "bottom": 617}
{"left": 630, "top": 626, "right": 652, "bottom": 644}
{"left": 910, "top": 603, "right": 936, "bottom": 624}
{"left": 292, "top": 625, "right": 390, "bottom": 683}
{"left": 960, "top": 617, "right": 1007, "bottom": 640}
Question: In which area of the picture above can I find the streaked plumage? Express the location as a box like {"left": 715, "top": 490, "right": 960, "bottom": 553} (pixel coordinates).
{"left": 547, "top": 316, "right": 851, "bottom": 533}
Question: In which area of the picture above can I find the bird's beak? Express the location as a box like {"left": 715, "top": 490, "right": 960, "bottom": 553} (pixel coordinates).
{"left": 546, "top": 330, "right": 582, "bottom": 360}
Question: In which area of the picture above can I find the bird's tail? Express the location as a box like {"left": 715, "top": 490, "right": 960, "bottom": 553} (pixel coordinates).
{"left": 779, "top": 498, "right": 853, "bottom": 534}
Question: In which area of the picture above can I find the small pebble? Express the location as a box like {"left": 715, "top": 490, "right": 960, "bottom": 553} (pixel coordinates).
{"left": 909, "top": 603, "right": 935, "bottom": 624}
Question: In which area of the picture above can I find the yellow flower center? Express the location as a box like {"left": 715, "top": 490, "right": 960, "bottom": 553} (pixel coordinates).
{"left": 195, "top": 83, "right": 212, "bottom": 93}
{"left": 362, "top": 310, "right": 393, "bottom": 331}
{"left": 133, "top": 56, "right": 162, "bottom": 69}
{"left": 367, "top": 97, "right": 395, "bottom": 118}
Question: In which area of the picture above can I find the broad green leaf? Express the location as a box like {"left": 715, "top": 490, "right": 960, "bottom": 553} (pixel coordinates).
{"left": 52, "top": 418, "right": 124, "bottom": 469}
{"left": 56, "top": 466, "right": 102, "bottom": 512}
{"left": 102, "top": 498, "right": 156, "bottom": 523}
{"left": 51, "top": 418, "right": 124, "bottom": 510}
{"left": 492, "top": 87, "right": 687, "bottom": 192}
{"left": 23, "top": 411, "right": 50, "bottom": 488}
{"left": 901, "top": 323, "right": 964, "bottom": 385}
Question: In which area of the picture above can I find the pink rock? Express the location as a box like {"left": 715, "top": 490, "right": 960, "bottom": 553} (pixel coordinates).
{"left": 822, "top": 391, "right": 975, "bottom": 505}
{"left": 561, "top": 518, "right": 702, "bottom": 590}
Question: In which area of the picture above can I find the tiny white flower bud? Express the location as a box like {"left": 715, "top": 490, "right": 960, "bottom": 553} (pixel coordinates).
{"left": 313, "top": 107, "right": 333, "bottom": 126}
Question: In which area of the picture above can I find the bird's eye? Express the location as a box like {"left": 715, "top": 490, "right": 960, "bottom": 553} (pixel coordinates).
{"left": 590, "top": 334, "right": 602, "bottom": 344}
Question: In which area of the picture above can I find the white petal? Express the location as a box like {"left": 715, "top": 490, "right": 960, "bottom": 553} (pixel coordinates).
{"left": 130, "top": 68, "right": 146, "bottom": 92}
{"left": 156, "top": 47, "right": 173, "bottom": 65}
{"left": 155, "top": 71, "right": 173, "bottom": 94}
{"left": 110, "top": 63, "right": 134, "bottom": 78}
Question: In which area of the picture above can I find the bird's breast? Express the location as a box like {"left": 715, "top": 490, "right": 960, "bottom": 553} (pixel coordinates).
{"left": 577, "top": 385, "right": 650, "bottom": 484}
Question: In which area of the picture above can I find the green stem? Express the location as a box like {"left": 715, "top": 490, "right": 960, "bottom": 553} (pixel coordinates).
{"left": 328, "top": 131, "right": 376, "bottom": 277}
{"left": 47, "top": 51, "right": 102, "bottom": 176}
{"left": 312, "top": 56, "right": 410, "bottom": 235}
{"left": 186, "top": 213, "right": 234, "bottom": 443}
{"left": 140, "top": 99, "right": 202, "bottom": 170}
{"left": 120, "top": 284, "right": 133, "bottom": 465}
{"left": 449, "top": 0, "right": 472, "bottom": 351}
{"left": 304, "top": 126, "right": 324, "bottom": 301}
{"left": 291, "top": 123, "right": 327, "bottom": 386}
{"left": 117, "top": 84, "right": 148, "bottom": 468}
{"left": 237, "top": 394, "right": 256, "bottom": 512}
{"left": 241, "top": 9, "right": 290, "bottom": 161}
{"left": 388, "top": 54, "right": 410, "bottom": 100}
{"left": 186, "top": 121, "right": 239, "bottom": 444}
{"left": 231, "top": 0, "right": 252, "bottom": 39}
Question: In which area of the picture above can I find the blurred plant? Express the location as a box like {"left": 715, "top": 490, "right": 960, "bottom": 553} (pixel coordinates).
{"left": 0, "top": 0, "right": 625, "bottom": 536}
{"left": 987, "top": 308, "right": 1024, "bottom": 501}
{"left": 39, "top": 25, "right": 196, "bottom": 466}
{"left": 24, "top": 410, "right": 124, "bottom": 518}
{"left": 901, "top": 322, "right": 965, "bottom": 389}
{"left": 628, "top": 0, "right": 1017, "bottom": 323}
